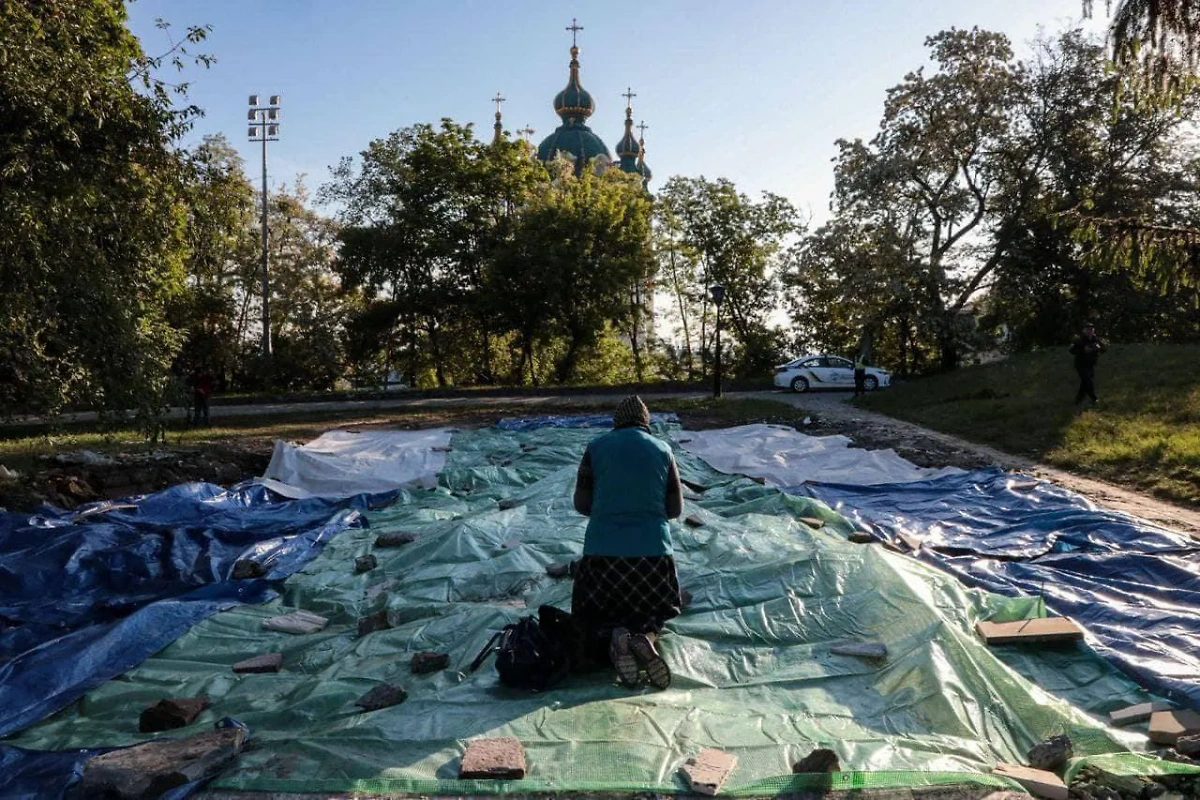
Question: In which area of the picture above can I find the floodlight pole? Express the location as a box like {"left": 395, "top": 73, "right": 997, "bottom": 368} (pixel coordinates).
{"left": 248, "top": 94, "right": 281, "bottom": 358}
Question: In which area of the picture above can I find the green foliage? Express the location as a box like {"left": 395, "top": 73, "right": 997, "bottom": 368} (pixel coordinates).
{"left": 0, "top": 1, "right": 208, "bottom": 431}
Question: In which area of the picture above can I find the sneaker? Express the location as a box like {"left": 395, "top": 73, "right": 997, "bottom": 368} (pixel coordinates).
{"left": 609, "top": 628, "right": 640, "bottom": 687}
{"left": 630, "top": 633, "right": 671, "bottom": 690}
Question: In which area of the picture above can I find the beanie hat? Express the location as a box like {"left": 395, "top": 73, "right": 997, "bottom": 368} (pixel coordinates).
{"left": 613, "top": 395, "right": 651, "bottom": 429}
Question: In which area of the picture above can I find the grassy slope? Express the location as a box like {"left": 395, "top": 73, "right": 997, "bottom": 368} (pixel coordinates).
{"left": 859, "top": 344, "right": 1200, "bottom": 506}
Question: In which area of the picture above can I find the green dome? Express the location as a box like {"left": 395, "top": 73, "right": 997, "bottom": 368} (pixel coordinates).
{"left": 537, "top": 120, "right": 611, "bottom": 174}
{"left": 553, "top": 46, "right": 595, "bottom": 122}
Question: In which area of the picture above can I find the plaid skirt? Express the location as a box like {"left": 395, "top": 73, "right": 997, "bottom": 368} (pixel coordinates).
{"left": 571, "top": 555, "right": 681, "bottom": 639}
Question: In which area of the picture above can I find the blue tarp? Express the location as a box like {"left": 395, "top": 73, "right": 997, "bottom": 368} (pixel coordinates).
{"left": 798, "top": 468, "right": 1200, "bottom": 709}
{"left": 495, "top": 412, "right": 679, "bottom": 431}
{"left": 0, "top": 482, "right": 380, "bottom": 737}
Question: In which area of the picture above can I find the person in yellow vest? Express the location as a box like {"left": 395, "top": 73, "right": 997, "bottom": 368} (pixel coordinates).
{"left": 853, "top": 352, "right": 868, "bottom": 397}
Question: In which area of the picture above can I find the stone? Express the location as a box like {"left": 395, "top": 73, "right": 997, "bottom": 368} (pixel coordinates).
{"left": 357, "top": 608, "right": 392, "bottom": 637}
{"left": 684, "top": 514, "right": 704, "bottom": 528}
{"left": 1150, "top": 709, "right": 1200, "bottom": 745}
{"left": 793, "top": 748, "right": 840, "bottom": 773}
{"left": 354, "top": 554, "right": 378, "bottom": 573}
{"left": 681, "top": 748, "right": 738, "bottom": 796}
{"left": 355, "top": 683, "right": 407, "bottom": 712}
{"left": 232, "top": 653, "right": 283, "bottom": 674}
{"left": 976, "top": 617, "right": 1083, "bottom": 646}
{"left": 751, "top": 475, "right": 767, "bottom": 485}
{"left": 546, "top": 560, "right": 575, "bottom": 579}
{"left": 411, "top": 651, "right": 450, "bottom": 674}
{"left": 1027, "top": 734, "right": 1073, "bottom": 771}
{"left": 848, "top": 532, "right": 876, "bottom": 544}
{"left": 799, "top": 517, "right": 825, "bottom": 529}
{"left": 459, "top": 737, "right": 527, "bottom": 779}
{"left": 138, "top": 697, "right": 209, "bottom": 733}
{"left": 497, "top": 497, "right": 520, "bottom": 510}
{"left": 830, "top": 641, "right": 888, "bottom": 660}
{"left": 1177, "top": 734, "right": 1200, "bottom": 757}
{"left": 262, "top": 610, "right": 328, "bottom": 635}
{"left": 375, "top": 531, "right": 417, "bottom": 547}
{"left": 992, "top": 764, "right": 1068, "bottom": 800}
{"left": 74, "top": 726, "right": 246, "bottom": 800}
{"left": 898, "top": 532, "right": 923, "bottom": 551}
{"left": 231, "top": 559, "right": 266, "bottom": 580}
{"left": 1110, "top": 701, "right": 1175, "bottom": 726}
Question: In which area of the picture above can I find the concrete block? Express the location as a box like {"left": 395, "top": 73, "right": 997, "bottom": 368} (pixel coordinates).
{"left": 355, "top": 683, "right": 407, "bottom": 712}
{"left": 459, "top": 737, "right": 527, "bottom": 779}
{"left": 74, "top": 726, "right": 246, "bottom": 800}
{"left": 138, "top": 697, "right": 209, "bottom": 733}
{"left": 1177, "top": 734, "right": 1200, "bottom": 757}
{"left": 354, "top": 554, "right": 377, "bottom": 573}
{"left": 1110, "top": 701, "right": 1174, "bottom": 726}
{"left": 357, "top": 608, "right": 392, "bottom": 637}
{"left": 793, "top": 748, "right": 840, "bottom": 773}
{"left": 262, "top": 610, "right": 328, "bottom": 635}
{"left": 976, "top": 617, "right": 1083, "bottom": 645}
{"left": 681, "top": 748, "right": 738, "bottom": 796}
{"left": 992, "top": 764, "right": 1068, "bottom": 800}
{"left": 375, "top": 531, "right": 417, "bottom": 547}
{"left": 1150, "top": 709, "right": 1200, "bottom": 745}
{"left": 831, "top": 641, "right": 887, "bottom": 660}
{"left": 411, "top": 652, "right": 450, "bottom": 674}
{"left": 1027, "top": 734, "right": 1072, "bottom": 771}
{"left": 232, "top": 653, "right": 283, "bottom": 674}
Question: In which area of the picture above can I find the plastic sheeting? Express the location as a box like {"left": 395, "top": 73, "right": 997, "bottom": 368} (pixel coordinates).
{"left": 675, "top": 423, "right": 963, "bottom": 486}
{"left": 262, "top": 428, "right": 452, "bottom": 497}
{"left": 0, "top": 483, "right": 375, "bottom": 738}
{"left": 798, "top": 469, "right": 1200, "bottom": 710}
{"left": 8, "top": 426, "right": 1187, "bottom": 796}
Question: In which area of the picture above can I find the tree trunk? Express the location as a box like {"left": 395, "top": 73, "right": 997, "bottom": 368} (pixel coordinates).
{"left": 427, "top": 318, "right": 447, "bottom": 388}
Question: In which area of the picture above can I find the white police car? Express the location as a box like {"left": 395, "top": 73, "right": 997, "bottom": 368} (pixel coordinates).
{"left": 772, "top": 354, "right": 892, "bottom": 393}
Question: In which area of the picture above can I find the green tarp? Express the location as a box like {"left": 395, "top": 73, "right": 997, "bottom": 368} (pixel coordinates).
{"left": 9, "top": 425, "right": 1193, "bottom": 795}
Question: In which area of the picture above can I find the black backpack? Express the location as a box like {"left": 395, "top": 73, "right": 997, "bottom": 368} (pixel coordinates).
{"left": 469, "top": 605, "right": 580, "bottom": 691}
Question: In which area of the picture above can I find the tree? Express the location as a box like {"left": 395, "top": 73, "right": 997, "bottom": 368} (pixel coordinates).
{"left": 656, "top": 177, "right": 800, "bottom": 378}
{"left": 0, "top": 1, "right": 208, "bottom": 427}
{"left": 1086, "top": 0, "right": 1200, "bottom": 93}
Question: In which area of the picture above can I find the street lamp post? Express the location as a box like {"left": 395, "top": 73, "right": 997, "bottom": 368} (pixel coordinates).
{"left": 248, "top": 94, "right": 281, "bottom": 358}
{"left": 709, "top": 284, "right": 726, "bottom": 399}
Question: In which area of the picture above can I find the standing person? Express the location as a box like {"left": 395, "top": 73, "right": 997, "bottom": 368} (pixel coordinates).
{"left": 853, "top": 352, "right": 868, "bottom": 398}
{"left": 1069, "top": 322, "right": 1105, "bottom": 407}
{"left": 572, "top": 396, "right": 684, "bottom": 690}
{"left": 190, "top": 368, "right": 215, "bottom": 426}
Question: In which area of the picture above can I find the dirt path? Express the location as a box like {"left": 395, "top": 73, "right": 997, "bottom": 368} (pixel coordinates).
{"left": 749, "top": 389, "right": 1200, "bottom": 537}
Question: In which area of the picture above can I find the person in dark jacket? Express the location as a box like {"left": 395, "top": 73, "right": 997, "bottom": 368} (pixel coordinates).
{"left": 853, "top": 352, "right": 868, "bottom": 398}
{"left": 1069, "top": 322, "right": 1105, "bottom": 407}
{"left": 572, "top": 395, "right": 683, "bottom": 690}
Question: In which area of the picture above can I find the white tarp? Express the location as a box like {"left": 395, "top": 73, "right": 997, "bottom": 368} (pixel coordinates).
{"left": 674, "top": 423, "right": 963, "bottom": 487}
{"left": 261, "top": 428, "right": 452, "bottom": 498}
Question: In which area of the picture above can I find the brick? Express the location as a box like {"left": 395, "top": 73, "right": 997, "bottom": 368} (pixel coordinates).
{"left": 682, "top": 748, "right": 738, "bottom": 796}
{"left": 354, "top": 554, "right": 377, "bottom": 573}
{"left": 355, "top": 683, "right": 407, "bottom": 712}
{"left": 1149, "top": 709, "right": 1200, "bottom": 745}
{"left": 1027, "top": 734, "right": 1072, "bottom": 771}
{"left": 848, "top": 532, "right": 876, "bottom": 544}
{"left": 232, "top": 653, "right": 283, "bottom": 674}
{"left": 459, "top": 737, "right": 527, "bottom": 780}
{"left": 793, "top": 748, "right": 840, "bottom": 773}
{"left": 799, "top": 517, "right": 825, "bottom": 529}
{"left": 976, "top": 617, "right": 1082, "bottom": 645}
{"left": 831, "top": 641, "right": 887, "bottom": 660}
{"left": 375, "top": 531, "right": 417, "bottom": 547}
{"left": 357, "top": 608, "right": 392, "bottom": 637}
{"left": 138, "top": 697, "right": 209, "bottom": 733}
{"left": 76, "top": 726, "right": 246, "bottom": 799}
{"left": 1110, "top": 701, "right": 1174, "bottom": 726}
{"left": 262, "top": 610, "right": 328, "bottom": 635}
{"left": 411, "top": 652, "right": 450, "bottom": 674}
{"left": 992, "top": 764, "right": 1068, "bottom": 800}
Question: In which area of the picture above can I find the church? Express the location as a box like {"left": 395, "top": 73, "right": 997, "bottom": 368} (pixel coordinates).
{"left": 493, "top": 20, "right": 652, "bottom": 187}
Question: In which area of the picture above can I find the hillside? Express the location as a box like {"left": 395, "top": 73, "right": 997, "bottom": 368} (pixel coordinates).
{"left": 859, "top": 344, "right": 1200, "bottom": 507}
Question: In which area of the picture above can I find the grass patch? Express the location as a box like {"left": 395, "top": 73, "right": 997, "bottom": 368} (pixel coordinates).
{"left": 859, "top": 344, "right": 1200, "bottom": 506}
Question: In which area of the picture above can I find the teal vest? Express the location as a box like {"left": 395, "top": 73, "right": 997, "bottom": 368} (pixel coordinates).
{"left": 583, "top": 427, "right": 674, "bottom": 558}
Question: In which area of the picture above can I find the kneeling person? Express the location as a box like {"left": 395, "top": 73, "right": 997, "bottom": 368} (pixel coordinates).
{"left": 572, "top": 396, "right": 683, "bottom": 690}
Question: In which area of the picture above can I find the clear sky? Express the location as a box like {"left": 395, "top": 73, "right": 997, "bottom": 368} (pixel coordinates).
{"left": 126, "top": 0, "right": 1102, "bottom": 224}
